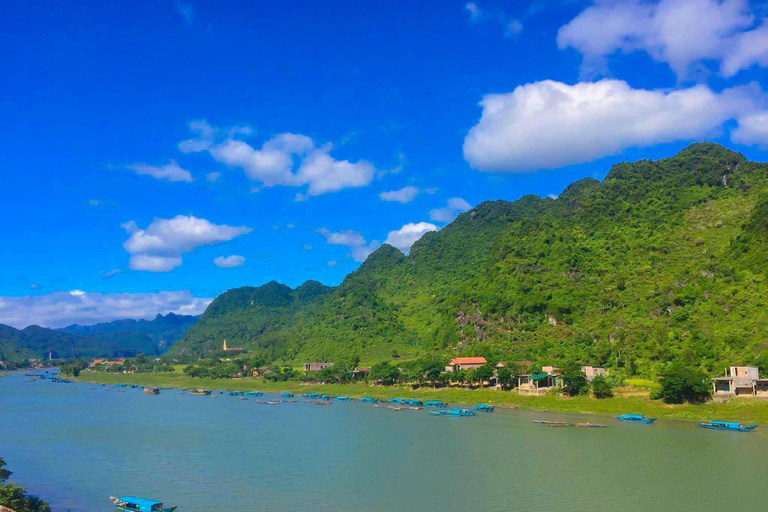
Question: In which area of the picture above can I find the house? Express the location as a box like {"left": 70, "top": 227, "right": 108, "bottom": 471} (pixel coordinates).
{"left": 222, "top": 340, "right": 243, "bottom": 353}
{"left": 89, "top": 358, "right": 106, "bottom": 368}
{"left": 445, "top": 357, "right": 487, "bottom": 372}
{"left": 518, "top": 366, "right": 563, "bottom": 395}
{"left": 304, "top": 362, "right": 334, "bottom": 372}
{"left": 352, "top": 367, "right": 370, "bottom": 379}
{"left": 712, "top": 366, "right": 768, "bottom": 397}
{"left": 581, "top": 366, "right": 609, "bottom": 381}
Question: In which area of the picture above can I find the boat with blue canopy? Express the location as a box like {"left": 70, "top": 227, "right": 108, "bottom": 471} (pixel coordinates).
{"left": 389, "top": 398, "right": 404, "bottom": 404}
{"left": 699, "top": 421, "right": 757, "bottom": 432}
{"left": 281, "top": 392, "right": 294, "bottom": 397}
{"left": 305, "top": 392, "right": 320, "bottom": 398}
{"left": 227, "top": 390, "right": 241, "bottom": 396}
{"left": 360, "top": 396, "right": 378, "bottom": 403}
{"left": 424, "top": 400, "right": 447, "bottom": 408}
{"left": 473, "top": 404, "right": 495, "bottom": 412}
{"left": 110, "top": 496, "right": 177, "bottom": 512}
{"left": 242, "top": 391, "right": 263, "bottom": 397}
{"left": 430, "top": 408, "right": 475, "bottom": 417}
{"left": 335, "top": 396, "right": 351, "bottom": 401}
{"left": 402, "top": 399, "right": 423, "bottom": 406}
{"left": 617, "top": 414, "right": 656, "bottom": 424}
{"left": 319, "top": 394, "right": 330, "bottom": 400}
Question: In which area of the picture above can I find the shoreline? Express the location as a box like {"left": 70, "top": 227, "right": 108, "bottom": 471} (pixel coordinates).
{"left": 69, "top": 371, "right": 768, "bottom": 424}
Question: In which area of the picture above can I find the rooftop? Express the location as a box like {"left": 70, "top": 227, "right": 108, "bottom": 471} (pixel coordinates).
{"left": 449, "top": 357, "right": 487, "bottom": 365}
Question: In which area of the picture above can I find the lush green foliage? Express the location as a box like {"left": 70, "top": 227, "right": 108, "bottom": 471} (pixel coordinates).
{"left": 653, "top": 364, "right": 712, "bottom": 404}
{"left": 591, "top": 375, "right": 614, "bottom": 398}
{"left": 561, "top": 361, "right": 589, "bottom": 396}
{"left": 0, "top": 457, "right": 51, "bottom": 512}
{"left": 169, "top": 143, "right": 768, "bottom": 381}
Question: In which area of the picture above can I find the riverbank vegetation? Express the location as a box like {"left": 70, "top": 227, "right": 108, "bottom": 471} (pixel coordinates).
{"left": 0, "top": 458, "right": 50, "bottom": 512}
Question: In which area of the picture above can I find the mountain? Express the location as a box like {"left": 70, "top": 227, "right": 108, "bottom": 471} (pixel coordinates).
{"left": 170, "top": 143, "right": 768, "bottom": 375}
{"left": 59, "top": 312, "right": 199, "bottom": 352}
{"left": 0, "top": 324, "right": 158, "bottom": 362}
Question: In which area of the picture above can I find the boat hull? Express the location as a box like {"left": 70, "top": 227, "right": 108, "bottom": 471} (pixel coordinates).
{"left": 699, "top": 423, "right": 757, "bottom": 432}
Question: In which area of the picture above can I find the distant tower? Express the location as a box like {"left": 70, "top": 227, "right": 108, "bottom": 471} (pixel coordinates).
{"left": 223, "top": 339, "right": 228, "bottom": 351}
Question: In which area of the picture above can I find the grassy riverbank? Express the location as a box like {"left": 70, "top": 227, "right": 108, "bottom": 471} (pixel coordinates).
{"left": 71, "top": 371, "right": 768, "bottom": 424}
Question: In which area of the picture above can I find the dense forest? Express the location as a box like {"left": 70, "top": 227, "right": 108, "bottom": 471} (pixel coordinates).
{"left": 160, "top": 144, "right": 768, "bottom": 377}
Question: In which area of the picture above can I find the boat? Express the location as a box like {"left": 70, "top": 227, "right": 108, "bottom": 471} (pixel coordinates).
{"left": 304, "top": 393, "right": 320, "bottom": 399}
{"left": 242, "top": 391, "right": 263, "bottom": 397}
{"left": 430, "top": 408, "right": 475, "bottom": 417}
{"left": 335, "top": 396, "right": 351, "bottom": 402}
{"left": 473, "top": 404, "right": 495, "bottom": 412}
{"left": 189, "top": 389, "right": 211, "bottom": 396}
{"left": 239, "top": 397, "right": 248, "bottom": 400}
{"left": 699, "top": 421, "right": 758, "bottom": 432}
{"left": 307, "top": 400, "right": 331, "bottom": 406}
{"left": 360, "top": 396, "right": 378, "bottom": 403}
{"left": 227, "top": 390, "right": 242, "bottom": 396}
{"left": 424, "top": 400, "right": 447, "bottom": 408}
{"left": 255, "top": 400, "right": 279, "bottom": 405}
{"left": 389, "top": 398, "right": 404, "bottom": 404}
{"left": 281, "top": 392, "right": 294, "bottom": 398}
{"left": 142, "top": 387, "right": 160, "bottom": 395}
{"left": 616, "top": 414, "right": 656, "bottom": 424}
{"left": 388, "top": 406, "right": 402, "bottom": 411}
{"left": 319, "top": 394, "right": 330, "bottom": 400}
{"left": 533, "top": 420, "right": 571, "bottom": 426}
{"left": 576, "top": 423, "right": 606, "bottom": 428}
{"left": 110, "top": 496, "right": 177, "bottom": 512}
{"left": 408, "top": 406, "right": 421, "bottom": 410}
{"left": 403, "top": 399, "right": 423, "bottom": 406}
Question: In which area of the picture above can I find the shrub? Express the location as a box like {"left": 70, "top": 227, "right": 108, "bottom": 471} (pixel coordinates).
{"left": 591, "top": 375, "right": 613, "bottom": 398}
{"left": 654, "top": 364, "right": 712, "bottom": 404}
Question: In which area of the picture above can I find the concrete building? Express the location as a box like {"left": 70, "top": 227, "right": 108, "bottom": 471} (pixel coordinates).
{"left": 712, "top": 366, "right": 768, "bottom": 397}
{"left": 445, "top": 357, "right": 487, "bottom": 372}
{"left": 581, "top": 366, "right": 609, "bottom": 381}
{"left": 304, "top": 362, "right": 334, "bottom": 372}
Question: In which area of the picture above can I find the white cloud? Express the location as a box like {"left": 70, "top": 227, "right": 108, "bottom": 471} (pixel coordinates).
{"left": 429, "top": 198, "right": 472, "bottom": 222}
{"left": 0, "top": 290, "right": 211, "bottom": 329}
{"left": 123, "top": 215, "right": 251, "bottom": 273}
{"left": 214, "top": 255, "right": 245, "bottom": 268}
{"left": 316, "top": 228, "right": 367, "bottom": 247}
{"left": 465, "top": 2, "right": 482, "bottom": 21}
{"left": 206, "top": 172, "right": 221, "bottom": 182}
{"left": 126, "top": 160, "right": 194, "bottom": 183}
{"left": 100, "top": 268, "right": 122, "bottom": 279}
{"left": 89, "top": 200, "right": 100, "bottom": 207}
{"left": 465, "top": 2, "right": 523, "bottom": 37}
{"left": 558, "top": 0, "right": 768, "bottom": 79}
{"left": 176, "top": 1, "right": 196, "bottom": 26}
{"left": 505, "top": 20, "right": 524, "bottom": 37}
{"left": 327, "top": 260, "right": 337, "bottom": 267}
{"left": 207, "top": 133, "right": 376, "bottom": 198}
{"left": 379, "top": 186, "right": 436, "bottom": 204}
{"left": 463, "top": 79, "right": 760, "bottom": 172}
{"left": 178, "top": 120, "right": 253, "bottom": 154}
{"left": 547, "top": 194, "right": 559, "bottom": 200}
{"left": 351, "top": 241, "right": 381, "bottom": 262}
{"left": 384, "top": 222, "right": 438, "bottom": 253}
{"left": 732, "top": 111, "right": 768, "bottom": 148}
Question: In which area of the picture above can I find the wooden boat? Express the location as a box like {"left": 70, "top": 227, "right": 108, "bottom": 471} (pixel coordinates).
{"left": 616, "top": 414, "right": 656, "bottom": 424}
{"left": 335, "top": 396, "right": 352, "bottom": 402}
{"left": 110, "top": 496, "right": 177, "bottom": 512}
{"left": 408, "top": 406, "right": 421, "bottom": 410}
{"left": 189, "top": 389, "right": 211, "bottom": 396}
{"left": 281, "top": 392, "right": 294, "bottom": 398}
{"left": 548, "top": 422, "right": 574, "bottom": 427}
{"left": 576, "top": 423, "right": 606, "bottom": 428}
{"left": 389, "top": 406, "right": 402, "bottom": 411}
{"left": 255, "top": 400, "right": 279, "bottom": 405}
{"left": 473, "top": 404, "right": 495, "bottom": 412}
{"left": 699, "top": 421, "right": 757, "bottom": 432}
{"left": 142, "top": 387, "right": 160, "bottom": 395}
{"left": 360, "top": 396, "right": 378, "bottom": 403}
{"left": 307, "top": 400, "right": 331, "bottom": 406}
{"left": 424, "top": 400, "right": 447, "bottom": 408}
{"left": 430, "top": 408, "right": 475, "bottom": 417}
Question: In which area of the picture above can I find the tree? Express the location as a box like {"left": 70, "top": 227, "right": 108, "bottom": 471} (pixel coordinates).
{"left": 654, "top": 364, "right": 712, "bottom": 404}
{"left": 561, "top": 361, "right": 588, "bottom": 397}
{"left": 370, "top": 361, "right": 399, "bottom": 385}
{"left": 475, "top": 363, "right": 495, "bottom": 387}
{"left": 754, "top": 352, "right": 768, "bottom": 376}
{"left": 591, "top": 375, "right": 613, "bottom": 398}
{"left": 0, "top": 457, "right": 11, "bottom": 483}
{"left": 496, "top": 366, "right": 513, "bottom": 390}
{"left": 0, "top": 458, "right": 50, "bottom": 512}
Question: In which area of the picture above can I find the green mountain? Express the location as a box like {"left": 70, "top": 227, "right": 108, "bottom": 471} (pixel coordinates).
{"left": 171, "top": 143, "right": 768, "bottom": 376}
{"left": 58, "top": 313, "right": 199, "bottom": 352}
{"left": 0, "top": 324, "right": 158, "bottom": 362}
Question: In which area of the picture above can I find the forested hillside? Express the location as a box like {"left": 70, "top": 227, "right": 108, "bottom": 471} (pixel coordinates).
{"left": 59, "top": 313, "right": 198, "bottom": 352}
{"left": 171, "top": 143, "right": 768, "bottom": 377}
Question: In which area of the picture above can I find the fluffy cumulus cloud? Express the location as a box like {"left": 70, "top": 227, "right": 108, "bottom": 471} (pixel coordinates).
{"left": 384, "top": 222, "right": 438, "bottom": 252}
{"left": 316, "top": 228, "right": 381, "bottom": 262}
{"left": 126, "top": 160, "right": 194, "bottom": 183}
{"left": 0, "top": 290, "right": 211, "bottom": 329}
{"left": 214, "top": 255, "right": 245, "bottom": 268}
{"left": 558, "top": 0, "right": 768, "bottom": 79}
{"left": 731, "top": 111, "right": 768, "bottom": 148}
{"left": 379, "top": 186, "right": 436, "bottom": 203}
{"left": 180, "top": 122, "right": 380, "bottom": 199}
{"left": 122, "top": 215, "right": 251, "bottom": 272}
{"left": 429, "top": 198, "right": 472, "bottom": 222}
{"left": 463, "top": 79, "right": 762, "bottom": 172}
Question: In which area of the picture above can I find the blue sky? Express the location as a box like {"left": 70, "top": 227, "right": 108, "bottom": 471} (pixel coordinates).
{"left": 2, "top": 0, "right": 768, "bottom": 327}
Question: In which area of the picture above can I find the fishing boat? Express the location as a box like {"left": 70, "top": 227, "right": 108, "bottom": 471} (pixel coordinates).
{"left": 242, "top": 391, "right": 263, "bottom": 397}
{"left": 142, "top": 387, "right": 160, "bottom": 395}
{"left": 335, "top": 396, "right": 351, "bottom": 402}
{"left": 430, "top": 408, "right": 475, "bottom": 417}
{"left": 319, "top": 394, "right": 330, "bottom": 400}
{"left": 576, "top": 423, "right": 606, "bottom": 428}
{"left": 389, "top": 398, "right": 404, "bottom": 404}
{"left": 308, "top": 400, "right": 331, "bottom": 406}
{"left": 255, "top": 400, "right": 279, "bottom": 405}
{"left": 699, "top": 421, "right": 758, "bottom": 432}
{"left": 110, "top": 496, "right": 177, "bottom": 512}
{"left": 304, "top": 392, "right": 320, "bottom": 399}
{"left": 408, "top": 406, "right": 421, "bottom": 410}
{"left": 549, "top": 422, "right": 574, "bottom": 427}
{"left": 189, "top": 389, "right": 211, "bottom": 396}
{"left": 360, "top": 396, "right": 378, "bottom": 403}
{"left": 388, "top": 406, "right": 402, "bottom": 411}
{"left": 616, "top": 414, "right": 656, "bottom": 424}
{"left": 227, "top": 390, "right": 242, "bottom": 396}
{"left": 403, "top": 399, "right": 423, "bottom": 406}
{"left": 281, "top": 392, "right": 294, "bottom": 398}
{"left": 424, "top": 400, "right": 447, "bottom": 408}
{"left": 473, "top": 404, "right": 495, "bottom": 412}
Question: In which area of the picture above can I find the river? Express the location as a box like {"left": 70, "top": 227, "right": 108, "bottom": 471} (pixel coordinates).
{"left": 1, "top": 372, "right": 766, "bottom": 511}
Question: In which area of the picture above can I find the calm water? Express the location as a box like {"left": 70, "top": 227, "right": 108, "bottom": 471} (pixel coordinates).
{"left": 1, "top": 373, "right": 766, "bottom": 512}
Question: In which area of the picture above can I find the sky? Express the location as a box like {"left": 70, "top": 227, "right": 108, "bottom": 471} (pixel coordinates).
{"left": 2, "top": 0, "right": 768, "bottom": 328}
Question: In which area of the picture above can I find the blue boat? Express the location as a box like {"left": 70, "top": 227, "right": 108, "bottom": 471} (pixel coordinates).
{"left": 617, "top": 414, "right": 656, "bottom": 424}
{"left": 319, "top": 394, "right": 330, "bottom": 400}
{"left": 473, "top": 404, "right": 495, "bottom": 412}
{"left": 424, "top": 400, "right": 447, "bottom": 408}
{"left": 227, "top": 390, "right": 241, "bottom": 396}
{"left": 110, "top": 496, "right": 177, "bottom": 512}
{"left": 281, "top": 392, "right": 294, "bottom": 398}
{"left": 360, "top": 397, "right": 378, "bottom": 403}
{"left": 430, "top": 408, "right": 475, "bottom": 417}
{"left": 699, "top": 421, "right": 757, "bottom": 432}
{"left": 305, "top": 393, "right": 320, "bottom": 399}
{"left": 335, "top": 396, "right": 351, "bottom": 402}
{"left": 403, "top": 399, "right": 423, "bottom": 406}
{"left": 389, "top": 398, "right": 404, "bottom": 404}
{"left": 242, "top": 391, "right": 263, "bottom": 397}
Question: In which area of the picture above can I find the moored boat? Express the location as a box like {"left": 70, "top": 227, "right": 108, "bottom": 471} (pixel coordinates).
{"left": 402, "top": 399, "right": 423, "bottom": 406}
{"left": 304, "top": 392, "right": 319, "bottom": 399}
{"left": 424, "top": 400, "right": 447, "bottom": 408}
{"left": 699, "top": 421, "right": 757, "bottom": 432}
{"left": 576, "top": 423, "right": 606, "bottom": 428}
{"left": 189, "top": 389, "right": 211, "bottom": 396}
{"left": 360, "top": 396, "right": 378, "bottom": 403}
{"left": 281, "top": 392, "right": 294, "bottom": 397}
{"left": 473, "top": 404, "right": 495, "bottom": 412}
{"left": 335, "top": 396, "right": 351, "bottom": 402}
{"left": 142, "top": 387, "right": 160, "bottom": 395}
{"left": 389, "top": 398, "right": 404, "bottom": 404}
{"left": 431, "top": 408, "right": 474, "bottom": 417}
{"left": 110, "top": 496, "right": 177, "bottom": 512}
{"left": 242, "top": 391, "right": 263, "bottom": 397}
{"left": 616, "top": 414, "right": 656, "bottom": 424}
